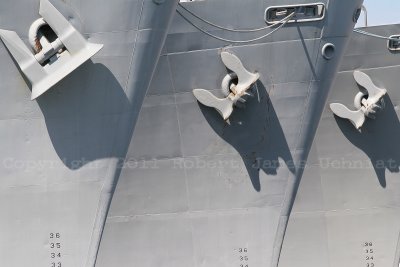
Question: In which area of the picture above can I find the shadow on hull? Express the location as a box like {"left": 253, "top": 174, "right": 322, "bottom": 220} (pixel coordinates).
{"left": 34, "top": 61, "right": 131, "bottom": 169}
{"left": 199, "top": 81, "right": 295, "bottom": 191}
{"left": 335, "top": 95, "right": 400, "bottom": 188}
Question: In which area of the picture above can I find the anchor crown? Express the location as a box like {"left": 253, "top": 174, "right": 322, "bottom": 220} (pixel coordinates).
{"left": 193, "top": 51, "right": 260, "bottom": 120}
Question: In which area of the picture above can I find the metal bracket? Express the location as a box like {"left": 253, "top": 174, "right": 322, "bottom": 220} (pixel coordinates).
{"left": 193, "top": 51, "right": 260, "bottom": 120}
{"left": 388, "top": 35, "right": 400, "bottom": 51}
{"left": 264, "top": 3, "right": 325, "bottom": 24}
{"left": 330, "top": 70, "right": 387, "bottom": 130}
{"left": 0, "top": 0, "right": 103, "bottom": 100}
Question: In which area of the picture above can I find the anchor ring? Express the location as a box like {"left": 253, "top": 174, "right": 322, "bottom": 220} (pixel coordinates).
{"left": 28, "top": 18, "right": 47, "bottom": 53}
{"left": 221, "top": 72, "right": 238, "bottom": 97}
{"left": 354, "top": 91, "right": 367, "bottom": 110}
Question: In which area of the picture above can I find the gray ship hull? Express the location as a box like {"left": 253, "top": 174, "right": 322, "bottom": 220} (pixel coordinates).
{"left": 0, "top": 0, "right": 366, "bottom": 266}
{"left": 0, "top": 0, "right": 178, "bottom": 266}
{"left": 96, "top": 1, "right": 361, "bottom": 266}
{"left": 280, "top": 23, "right": 400, "bottom": 267}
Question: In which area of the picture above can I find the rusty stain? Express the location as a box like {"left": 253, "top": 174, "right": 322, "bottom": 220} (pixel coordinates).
{"left": 34, "top": 38, "right": 42, "bottom": 52}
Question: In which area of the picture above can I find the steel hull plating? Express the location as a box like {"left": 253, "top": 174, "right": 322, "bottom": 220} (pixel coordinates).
{"left": 0, "top": 0, "right": 178, "bottom": 266}
{"left": 280, "top": 23, "right": 400, "bottom": 267}
{"left": 0, "top": 0, "right": 364, "bottom": 266}
{"left": 96, "top": 1, "right": 361, "bottom": 266}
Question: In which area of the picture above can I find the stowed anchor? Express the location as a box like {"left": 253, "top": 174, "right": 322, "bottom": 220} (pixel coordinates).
{"left": 0, "top": 0, "right": 103, "bottom": 100}
{"left": 330, "top": 70, "right": 387, "bottom": 130}
{"left": 193, "top": 51, "right": 260, "bottom": 120}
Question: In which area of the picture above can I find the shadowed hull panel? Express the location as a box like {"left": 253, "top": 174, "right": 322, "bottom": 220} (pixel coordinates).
{"left": 97, "top": 1, "right": 362, "bottom": 266}
{"left": 0, "top": 0, "right": 178, "bottom": 266}
{"left": 279, "top": 24, "right": 400, "bottom": 267}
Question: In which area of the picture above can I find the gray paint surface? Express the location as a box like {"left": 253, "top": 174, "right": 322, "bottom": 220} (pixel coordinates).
{"left": 0, "top": 0, "right": 372, "bottom": 266}
{"left": 0, "top": 0, "right": 178, "bottom": 266}
{"left": 279, "top": 23, "right": 400, "bottom": 267}
{"left": 96, "top": 0, "right": 362, "bottom": 266}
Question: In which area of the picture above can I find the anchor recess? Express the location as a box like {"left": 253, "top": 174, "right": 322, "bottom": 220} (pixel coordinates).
{"left": 330, "top": 70, "right": 387, "bottom": 130}
{"left": 193, "top": 51, "right": 260, "bottom": 120}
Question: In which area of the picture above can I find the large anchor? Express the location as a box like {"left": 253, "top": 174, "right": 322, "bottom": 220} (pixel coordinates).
{"left": 330, "top": 71, "right": 387, "bottom": 130}
{"left": 0, "top": 0, "right": 103, "bottom": 100}
{"left": 193, "top": 51, "right": 260, "bottom": 120}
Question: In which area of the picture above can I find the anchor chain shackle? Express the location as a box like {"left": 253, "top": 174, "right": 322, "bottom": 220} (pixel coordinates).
{"left": 354, "top": 91, "right": 385, "bottom": 119}
{"left": 28, "top": 18, "right": 65, "bottom": 64}
{"left": 221, "top": 72, "right": 255, "bottom": 109}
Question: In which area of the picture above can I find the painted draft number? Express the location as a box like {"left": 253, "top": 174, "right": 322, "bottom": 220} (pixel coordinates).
{"left": 49, "top": 232, "right": 63, "bottom": 267}
{"left": 364, "top": 242, "right": 375, "bottom": 267}
{"left": 238, "top": 247, "right": 249, "bottom": 267}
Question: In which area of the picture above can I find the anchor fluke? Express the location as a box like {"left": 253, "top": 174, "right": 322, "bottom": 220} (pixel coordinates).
{"left": 220, "top": 52, "right": 260, "bottom": 94}
{"left": 193, "top": 89, "right": 234, "bottom": 120}
{"left": 330, "top": 103, "right": 365, "bottom": 130}
{"left": 353, "top": 71, "right": 386, "bottom": 100}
